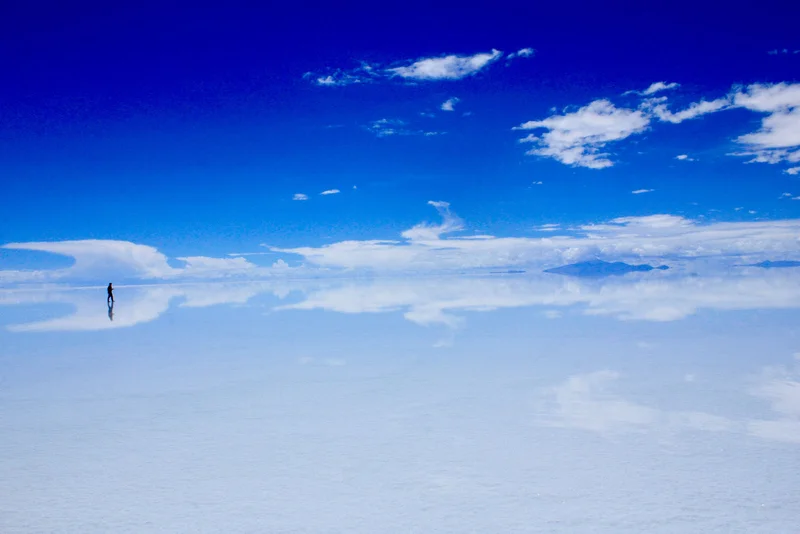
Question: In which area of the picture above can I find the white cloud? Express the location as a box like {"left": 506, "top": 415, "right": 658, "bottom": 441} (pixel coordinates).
{"left": 5, "top": 203, "right": 800, "bottom": 286}
{"left": 368, "top": 118, "right": 405, "bottom": 137}
{"left": 388, "top": 49, "right": 503, "bottom": 80}
{"left": 532, "top": 181, "right": 543, "bottom": 185}
{"left": 441, "top": 97, "right": 460, "bottom": 111}
{"left": 631, "top": 189, "right": 654, "bottom": 194}
{"left": 320, "top": 189, "right": 340, "bottom": 196}
{"left": 517, "top": 82, "right": 799, "bottom": 172}
{"left": 293, "top": 193, "right": 309, "bottom": 201}
{"left": 272, "top": 202, "right": 800, "bottom": 273}
{"left": 367, "top": 118, "right": 442, "bottom": 138}
{"left": 786, "top": 167, "right": 800, "bottom": 175}
{"left": 507, "top": 48, "right": 535, "bottom": 60}
{"left": 0, "top": 239, "right": 306, "bottom": 285}
{"left": 514, "top": 100, "right": 650, "bottom": 168}
{"left": 729, "top": 83, "right": 800, "bottom": 167}
{"left": 645, "top": 96, "right": 731, "bottom": 124}
{"left": 675, "top": 154, "right": 695, "bottom": 161}
{"left": 306, "top": 49, "right": 519, "bottom": 87}
{"left": 2, "top": 240, "right": 176, "bottom": 281}
{"left": 625, "top": 81, "right": 680, "bottom": 96}
{"left": 400, "top": 201, "right": 464, "bottom": 241}
{"left": 302, "top": 69, "right": 371, "bottom": 87}
{"left": 643, "top": 81, "right": 680, "bottom": 95}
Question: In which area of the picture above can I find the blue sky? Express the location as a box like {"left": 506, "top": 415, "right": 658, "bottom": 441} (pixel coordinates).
{"left": 1, "top": 1, "right": 800, "bottom": 277}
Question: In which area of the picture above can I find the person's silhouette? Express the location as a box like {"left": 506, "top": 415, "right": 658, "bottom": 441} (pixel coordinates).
{"left": 107, "top": 283, "right": 114, "bottom": 304}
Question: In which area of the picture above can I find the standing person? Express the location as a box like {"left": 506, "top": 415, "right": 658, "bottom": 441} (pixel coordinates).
{"left": 107, "top": 283, "right": 114, "bottom": 304}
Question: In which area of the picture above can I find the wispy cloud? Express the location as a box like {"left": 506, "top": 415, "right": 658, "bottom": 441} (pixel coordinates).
{"left": 366, "top": 118, "right": 442, "bottom": 138}
{"left": 302, "top": 65, "right": 376, "bottom": 87}
{"left": 293, "top": 193, "right": 309, "bottom": 201}
{"left": 507, "top": 48, "right": 536, "bottom": 61}
{"left": 306, "top": 49, "right": 526, "bottom": 86}
{"left": 767, "top": 49, "right": 798, "bottom": 55}
{"left": 644, "top": 96, "right": 731, "bottom": 124}
{"left": 675, "top": 154, "right": 695, "bottom": 161}
{"left": 624, "top": 81, "right": 680, "bottom": 96}
{"left": 786, "top": 167, "right": 800, "bottom": 175}
{"left": 441, "top": 97, "right": 460, "bottom": 111}
{"left": 532, "top": 181, "right": 543, "bottom": 185}
{"left": 631, "top": 189, "right": 654, "bottom": 194}
{"left": 388, "top": 50, "right": 503, "bottom": 80}
{"left": 320, "top": 189, "right": 340, "bottom": 196}
{"left": 367, "top": 118, "right": 408, "bottom": 137}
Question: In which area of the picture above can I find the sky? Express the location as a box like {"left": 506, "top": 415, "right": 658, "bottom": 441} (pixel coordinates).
{"left": 2, "top": 3, "right": 800, "bottom": 531}
{"left": 2, "top": 1, "right": 800, "bottom": 276}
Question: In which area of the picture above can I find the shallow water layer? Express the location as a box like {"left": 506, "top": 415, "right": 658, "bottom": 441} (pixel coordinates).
{"left": 1, "top": 272, "right": 799, "bottom": 533}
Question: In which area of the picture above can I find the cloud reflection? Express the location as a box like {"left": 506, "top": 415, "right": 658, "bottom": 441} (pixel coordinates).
{"left": 2, "top": 268, "right": 800, "bottom": 333}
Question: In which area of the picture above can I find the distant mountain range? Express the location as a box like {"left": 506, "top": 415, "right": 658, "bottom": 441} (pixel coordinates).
{"left": 544, "top": 260, "right": 669, "bottom": 278}
{"left": 748, "top": 260, "right": 800, "bottom": 269}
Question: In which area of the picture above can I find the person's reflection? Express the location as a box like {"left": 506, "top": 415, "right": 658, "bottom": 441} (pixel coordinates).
{"left": 108, "top": 302, "right": 114, "bottom": 322}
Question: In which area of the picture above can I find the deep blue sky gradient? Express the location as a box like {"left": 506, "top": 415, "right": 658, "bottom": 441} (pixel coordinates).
{"left": 2, "top": 1, "right": 799, "bottom": 259}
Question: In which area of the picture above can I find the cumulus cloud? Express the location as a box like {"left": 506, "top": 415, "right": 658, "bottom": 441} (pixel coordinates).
{"left": 2, "top": 240, "right": 176, "bottom": 281}
{"left": 293, "top": 193, "right": 308, "bottom": 201}
{"left": 0, "top": 240, "right": 304, "bottom": 285}
{"left": 675, "top": 154, "right": 695, "bottom": 161}
{"left": 516, "top": 81, "right": 799, "bottom": 171}
{"left": 731, "top": 83, "right": 800, "bottom": 166}
{"left": 631, "top": 189, "right": 654, "bottom": 194}
{"left": 514, "top": 100, "right": 650, "bottom": 168}
{"left": 441, "top": 97, "right": 460, "bottom": 111}
{"left": 786, "top": 167, "right": 800, "bottom": 175}
{"left": 320, "top": 189, "right": 340, "bottom": 196}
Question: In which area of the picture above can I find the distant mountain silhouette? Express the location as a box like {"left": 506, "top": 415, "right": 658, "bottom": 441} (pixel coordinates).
{"left": 749, "top": 260, "right": 800, "bottom": 269}
{"left": 543, "top": 260, "right": 669, "bottom": 278}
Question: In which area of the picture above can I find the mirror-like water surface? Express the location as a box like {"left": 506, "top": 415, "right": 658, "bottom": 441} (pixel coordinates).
{"left": 2, "top": 272, "right": 798, "bottom": 532}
